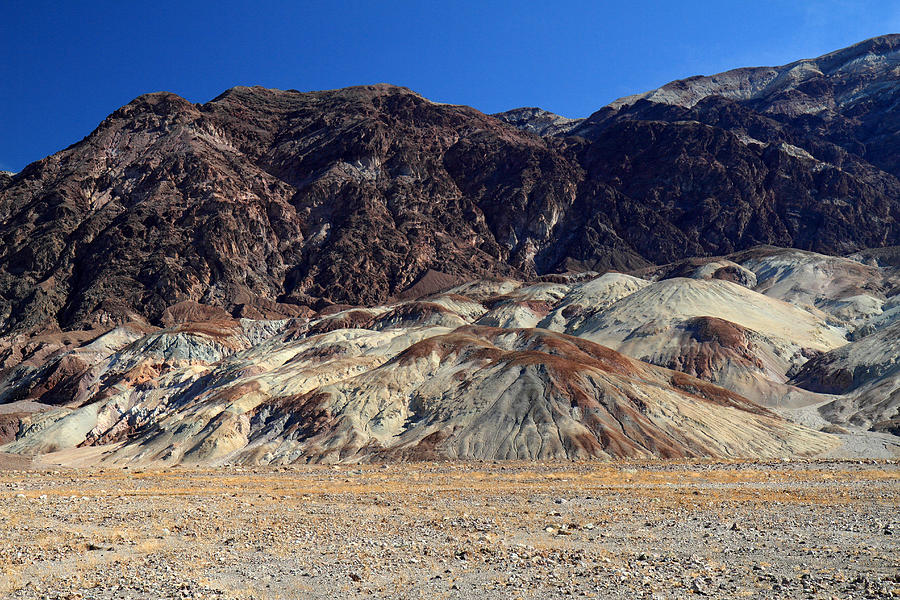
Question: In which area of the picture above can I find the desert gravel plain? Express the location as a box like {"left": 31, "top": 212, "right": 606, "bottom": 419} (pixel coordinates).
{"left": 1, "top": 459, "right": 898, "bottom": 599}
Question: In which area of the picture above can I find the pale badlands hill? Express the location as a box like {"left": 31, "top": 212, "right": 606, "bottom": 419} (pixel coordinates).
{"left": 2, "top": 246, "right": 898, "bottom": 466}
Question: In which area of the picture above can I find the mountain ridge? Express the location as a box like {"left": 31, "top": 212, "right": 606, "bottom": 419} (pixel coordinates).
{"left": 607, "top": 34, "right": 900, "bottom": 111}
{"left": 3, "top": 36, "right": 899, "bottom": 336}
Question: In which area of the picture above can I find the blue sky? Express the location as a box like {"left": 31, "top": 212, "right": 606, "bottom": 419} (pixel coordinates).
{"left": 2, "top": 0, "right": 898, "bottom": 172}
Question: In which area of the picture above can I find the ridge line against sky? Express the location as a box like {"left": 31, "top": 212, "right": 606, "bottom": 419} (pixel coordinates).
{"left": 2, "top": 0, "right": 899, "bottom": 173}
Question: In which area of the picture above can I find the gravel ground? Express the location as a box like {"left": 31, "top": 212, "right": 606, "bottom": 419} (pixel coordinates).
{"left": 1, "top": 460, "right": 898, "bottom": 599}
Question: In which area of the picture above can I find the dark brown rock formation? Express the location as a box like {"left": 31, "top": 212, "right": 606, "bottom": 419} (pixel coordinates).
{"left": 1, "top": 36, "right": 898, "bottom": 340}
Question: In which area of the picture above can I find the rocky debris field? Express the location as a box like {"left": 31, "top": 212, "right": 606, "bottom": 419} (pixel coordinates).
{"left": 1, "top": 460, "right": 897, "bottom": 599}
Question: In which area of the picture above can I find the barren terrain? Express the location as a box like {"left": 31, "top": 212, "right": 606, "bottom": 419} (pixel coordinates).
{"left": 2, "top": 460, "right": 897, "bottom": 599}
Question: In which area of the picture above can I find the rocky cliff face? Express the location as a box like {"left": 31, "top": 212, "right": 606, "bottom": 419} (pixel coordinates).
{"left": 1, "top": 36, "right": 899, "bottom": 336}
{"left": 603, "top": 34, "right": 900, "bottom": 178}
{"left": 0, "top": 86, "right": 527, "bottom": 333}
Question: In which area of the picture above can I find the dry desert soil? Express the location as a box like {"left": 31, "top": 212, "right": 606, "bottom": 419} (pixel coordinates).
{"left": 1, "top": 459, "right": 898, "bottom": 599}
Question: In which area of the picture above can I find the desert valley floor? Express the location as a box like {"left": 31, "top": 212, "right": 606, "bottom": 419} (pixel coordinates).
{"left": 1, "top": 460, "right": 897, "bottom": 599}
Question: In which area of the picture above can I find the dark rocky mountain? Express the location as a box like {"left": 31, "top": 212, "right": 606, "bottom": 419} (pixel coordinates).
{"left": 1, "top": 35, "right": 899, "bottom": 340}
{"left": 602, "top": 34, "right": 900, "bottom": 177}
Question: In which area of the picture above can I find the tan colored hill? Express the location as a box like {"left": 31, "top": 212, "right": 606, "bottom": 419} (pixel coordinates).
{"left": 5, "top": 243, "right": 900, "bottom": 464}
{"left": 0, "top": 311, "right": 836, "bottom": 465}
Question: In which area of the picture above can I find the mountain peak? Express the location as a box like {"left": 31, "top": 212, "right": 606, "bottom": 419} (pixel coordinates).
{"left": 608, "top": 34, "right": 900, "bottom": 112}
{"left": 493, "top": 107, "right": 584, "bottom": 136}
